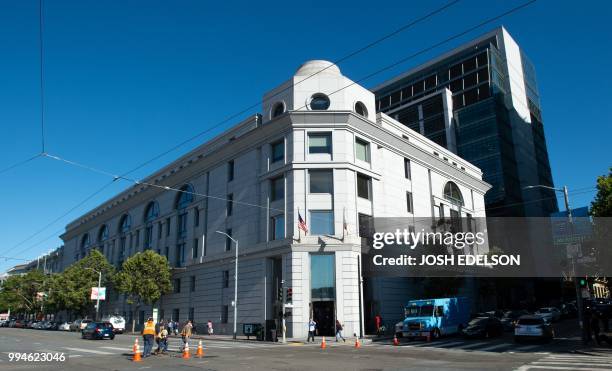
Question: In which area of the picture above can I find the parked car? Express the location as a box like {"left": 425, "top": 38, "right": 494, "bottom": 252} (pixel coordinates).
{"left": 11, "top": 319, "right": 24, "bottom": 328}
{"left": 80, "top": 319, "right": 92, "bottom": 331}
{"left": 535, "top": 307, "right": 561, "bottom": 322}
{"left": 101, "top": 315, "right": 126, "bottom": 334}
{"left": 81, "top": 322, "right": 115, "bottom": 340}
{"left": 514, "top": 315, "right": 554, "bottom": 343}
{"left": 501, "top": 310, "right": 530, "bottom": 331}
{"left": 461, "top": 317, "right": 504, "bottom": 338}
{"left": 58, "top": 322, "right": 71, "bottom": 331}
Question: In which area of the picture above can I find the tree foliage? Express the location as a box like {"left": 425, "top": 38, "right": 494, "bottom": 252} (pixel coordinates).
{"left": 47, "top": 249, "right": 114, "bottom": 317}
{"left": 114, "top": 250, "right": 172, "bottom": 307}
{"left": 590, "top": 167, "right": 612, "bottom": 217}
{"left": 0, "top": 270, "right": 47, "bottom": 314}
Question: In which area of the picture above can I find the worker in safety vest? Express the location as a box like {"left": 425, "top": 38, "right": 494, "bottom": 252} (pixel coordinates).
{"left": 142, "top": 317, "right": 156, "bottom": 357}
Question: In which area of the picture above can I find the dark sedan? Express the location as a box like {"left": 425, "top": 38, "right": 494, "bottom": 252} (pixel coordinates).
{"left": 501, "top": 310, "right": 529, "bottom": 331}
{"left": 81, "top": 322, "right": 115, "bottom": 340}
{"left": 461, "top": 317, "right": 504, "bottom": 338}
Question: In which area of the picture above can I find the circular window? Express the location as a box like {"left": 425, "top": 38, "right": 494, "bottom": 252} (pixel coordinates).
{"left": 355, "top": 101, "right": 368, "bottom": 118}
{"left": 309, "top": 93, "right": 330, "bottom": 110}
{"left": 271, "top": 102, "right": 285, "bottom": 118}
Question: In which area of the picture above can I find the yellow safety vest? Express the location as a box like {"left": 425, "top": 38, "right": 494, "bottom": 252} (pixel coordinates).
{"left": 143, "top": 321, "right": 156, "bottom": 336}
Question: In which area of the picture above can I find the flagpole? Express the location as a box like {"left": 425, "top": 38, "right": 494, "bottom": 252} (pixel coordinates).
{"left": 297, "top": 207, "right": 301, "bottom": 242}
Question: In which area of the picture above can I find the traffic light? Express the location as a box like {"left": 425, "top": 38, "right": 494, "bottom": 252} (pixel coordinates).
{"left": 579, "top": 278, "right": 588, "bottom": 288}
{"left": 277, "top": 287, "right": 283, "bottom": 302}
{"left": 286, "top": 288, "right": 293, "bottom": 304}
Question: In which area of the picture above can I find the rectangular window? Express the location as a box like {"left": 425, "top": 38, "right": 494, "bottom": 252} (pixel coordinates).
{"left": 194, "top": 207, "right": 200, "bottom": 227}
{"left": 309, "top": 170, "right": 333, "bottom": 194}
{"left": 189, "top": 307, "right": 195, "bottom": 321}
{"left": 190, "top": 276, "right": 196, "bottom": 292}
{"left": 166, "top": 218, "right": 171, "bottom": 236}
{"left": 404, "top": 158, "right": 411, "bottom": 179}
{"left": 355, "top": 138, "right": 370, "bottom": 162}
{"left": 406, "top": 191, "right": 413, "bottom": 213}
{"left": 221, "top": 305, "right": 229, "bottom": 323}
{"left": 358, "top": 213, "right": 374, "bottom": 238}
{"left": 135, "top": 230, "right": 140, "bottom": 247}
{"left": 227, "top": 194, "right": 233, "bottom": 216}
{"left": 357, "top": 174, "right": 371, "bottom": 200}
{"left": 176, "top": 243, "right": 185, "bottom": 267}
{"left": 310, "top": 210, "right": 334, "bottom": 235}
{"left": 225, "top": 229, "right": 232, "bottom": 251}
{"left": 174, "top": 278, "right": 181, "bottom": 293}
{"left": 228, "top": 160, "right": 235, "bottom": 182}
{"left": 192, "top": 238, "right": 199, "bottom": 259}
{"left": 308, "top": 133, "right": 332, "bottom": 154}
{"left": 271, "top": 215, "right": 285, "bottom": 240}
{"left": 271, "top": 140, "right": 284, "bottom": 163}
{"left": 164, "top": 246, "right": 169, "bottom": 260}
{"left": 178, "top": 213, "right": 187, "bottom": 238}
{"left": 172, "top": 308, "right": 179, "bottom": 322}
{"left": 144, "top": 226, "right": 153, "bottom": 249}
{"left": 222, "top": 270, "right": 229, "bottom": 288}
{"left": 270, "top": 177, "right": 284, "bottom": 201}
{"left": 157, "top": 222, "right": 162, "bottom": 239}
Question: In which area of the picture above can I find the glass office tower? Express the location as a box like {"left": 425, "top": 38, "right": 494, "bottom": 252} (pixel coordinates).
{"left": 373, "top": 27, "right": 557, "bottom": 217}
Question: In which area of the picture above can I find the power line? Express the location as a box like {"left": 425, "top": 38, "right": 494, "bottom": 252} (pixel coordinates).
{"left": 4, "top": 0, "right": 539, "bottom": 260}
{"left": 39, "top": 0, "right": 46, "bottom": 154}
{"left": 0, "top": 154, "right": 42, "bottom": 176}
{"left": 118, "top": 0, "right": 461, "bottom": 177}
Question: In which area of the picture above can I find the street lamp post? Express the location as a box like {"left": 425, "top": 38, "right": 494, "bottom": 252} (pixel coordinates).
{"left": 524, "top": 184, "right": 584, "bottom": 341}
{"left": 85, "top": 268, "right": 102, "bottom": 321}
{"left": 216, "top": 230, "right": 239, "bottom": 340}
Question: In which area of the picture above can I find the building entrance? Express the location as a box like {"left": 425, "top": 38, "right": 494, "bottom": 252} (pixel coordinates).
{"left": 312, "top": 301, "right": 335, "bottom": 336}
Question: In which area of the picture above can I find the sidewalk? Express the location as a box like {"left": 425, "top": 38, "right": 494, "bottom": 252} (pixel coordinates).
{"left": 163, "top": 333, "right": 375, "bottom": 345}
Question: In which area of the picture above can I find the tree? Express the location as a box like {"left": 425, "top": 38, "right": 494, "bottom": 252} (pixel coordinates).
{"left": 48, "top": 249, "right": 114, "bottom": 318}
{"left": 0, "top": 270, "right": 46, "bottom": 316}
{"left": 590, "top": 167, "right": 612, "bottom": 217}
{"left": 114, "top": 250, "right": 172, "bottom": 333}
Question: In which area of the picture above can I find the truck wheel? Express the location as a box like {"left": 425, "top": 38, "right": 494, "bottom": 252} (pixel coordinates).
{"left": 431, "top": 328, "right": 441, "bottom": 340}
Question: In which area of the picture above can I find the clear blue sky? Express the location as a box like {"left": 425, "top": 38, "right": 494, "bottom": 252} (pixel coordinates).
{"left": 0, "top": 0, "right": 610, "bottom": 272}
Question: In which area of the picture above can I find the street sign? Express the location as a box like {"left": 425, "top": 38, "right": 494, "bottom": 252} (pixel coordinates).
{"left": 90, "top": 287, "right": 106, "bottom": 301}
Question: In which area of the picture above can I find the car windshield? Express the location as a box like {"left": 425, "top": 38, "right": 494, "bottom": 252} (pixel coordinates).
{"left": 518, "top": 318, "right": 543, "bottom": 325}
{"left": 405, "top": 305, "right": 434, "bottom": 317}
{"left": 98, "top": 322, "right": 113, "bottom": 328}
{"left": 468, "top": 318, "right": 487, "bottom": 326}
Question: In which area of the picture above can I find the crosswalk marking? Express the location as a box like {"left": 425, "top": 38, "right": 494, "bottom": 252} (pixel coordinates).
{"left": 64, "top": 347, "right": 114, "bottom": 355}
{"left": 477, "top": 343, "right": 512, "bottom": 352}
{"left": 453, "top": 341, "right": 489, "bottom": 349}
{"left": 513, "top": 345, "right": 541, "bottom": 351}
{"left": 100, "top": 346, "right": 129, "bottom": 351}
{"left": 515, "top": 352, "right": 612, "bottom": 371}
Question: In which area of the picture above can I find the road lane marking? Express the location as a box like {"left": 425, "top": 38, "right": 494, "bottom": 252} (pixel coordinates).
{"left": 514, "top": 345, "right": 540, "bottom": 351}
{"left": 477, "top": 343, "right": 511, "bottom": 351}
{"left": 100, "top": 346, "right": 129, "bottom": 351}
{"left": 432, "top": 341, "right": 466, "bottom": 348}
{"left": 454, "top": 341, "right": 489, "bottom": 349}
{"left": 64, "top": 347, "right": 114, "bottom": 355}
{"left": 533, "top": 361, "right": 612, "bottom": 366}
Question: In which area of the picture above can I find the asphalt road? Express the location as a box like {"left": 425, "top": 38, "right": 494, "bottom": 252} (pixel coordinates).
{"left": 0, "top": 327, "right": 611, "bottom": 371}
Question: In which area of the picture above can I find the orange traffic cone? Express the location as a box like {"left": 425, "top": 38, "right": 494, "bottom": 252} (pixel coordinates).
{"left": 132, "top": 338, "right": 142, "bottom": 362}
{"left": 182, "top": 343, "right": 191, "bottom": 359}
{"left": 393, "top": 335, "right": 400, "bottom": 346}
{"left": 321, "top": 336, "right": 327, "bottom": 349}
{"left": 354, "top": 338, "right": 361, "bottom": 349}
{"left": 196, "top": 340, "right": 204, "bottom": 358}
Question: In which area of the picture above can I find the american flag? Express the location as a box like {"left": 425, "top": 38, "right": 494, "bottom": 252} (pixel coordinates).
{"left": 298, "top": 212, "right": 308, "bottom": 234}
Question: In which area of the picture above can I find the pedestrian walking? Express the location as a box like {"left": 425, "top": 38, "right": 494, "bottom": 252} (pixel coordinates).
{"left": 207, "top": 320, "right": 214, "bottom": 335}
{"left": 142, "top": 317, "right": 156, "bottom": 358}
{"left": 591, "top": 311, "right": 602, "bottom": 346}
{"left": 181, "top": 320, "right": 193, "bottom": 351}
{"left": 167, "top": 320, "right": 174, "bottom": 336}
{"left": 335, "top": 320, "right": 346, "bottom": 342}
{"left": 374, "top": 314, "right": 383, "bottom": 337}
{"left": 174, "top": 320, "right": 179, "bottom": 335}
{"left": 307, "top": 318, "right": 317, "bottom": 343}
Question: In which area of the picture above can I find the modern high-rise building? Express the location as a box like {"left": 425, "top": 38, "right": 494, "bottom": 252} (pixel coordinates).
{"left": 373, "top": 27, "right": 557, "bottom": 217}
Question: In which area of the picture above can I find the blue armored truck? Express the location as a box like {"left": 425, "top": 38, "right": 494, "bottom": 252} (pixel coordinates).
{"left": 402, "top": 297, "right": 471, "bottom": 340}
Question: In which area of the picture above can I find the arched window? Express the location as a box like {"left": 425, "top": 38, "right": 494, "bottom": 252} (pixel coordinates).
{"left": 119, "top": 214, "right": 132, "bottom": 234}
{"left": 271, "top": 102, "right": 285, "bottom": 118}
{"left": 98, "top": 225, "right": 109, "bottom": 243}
{"left": 354, "top": 101, "right": 368, "bottom": 118}
{"left": 443, "top": 181, "right": 464, "bottom": 206}
{"left": 175, "top": 185, "right": 194, "bottom": 209}
{"left": 81, "top": 234, "right": 91, "bottom": 248}
{"left": 144, "top": 201, "right": 159, "bottom": 223}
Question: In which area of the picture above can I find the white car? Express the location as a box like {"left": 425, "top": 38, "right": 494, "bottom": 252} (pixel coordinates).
{"left": 101, "top": 315, "right": 126, "bottom": 334}
{"left": 58, "top": 322, "right": 71, "bottom": 331}
{"left": 395, "top": 321, "right": 404, "bottom": 338}
{"left": 535, "top": 307, "right": 561, "bottom": 322}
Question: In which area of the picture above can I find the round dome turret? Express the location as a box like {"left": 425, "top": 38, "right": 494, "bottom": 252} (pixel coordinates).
{"left": 295, "top": 60, "right": 341, "bottom": 77}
